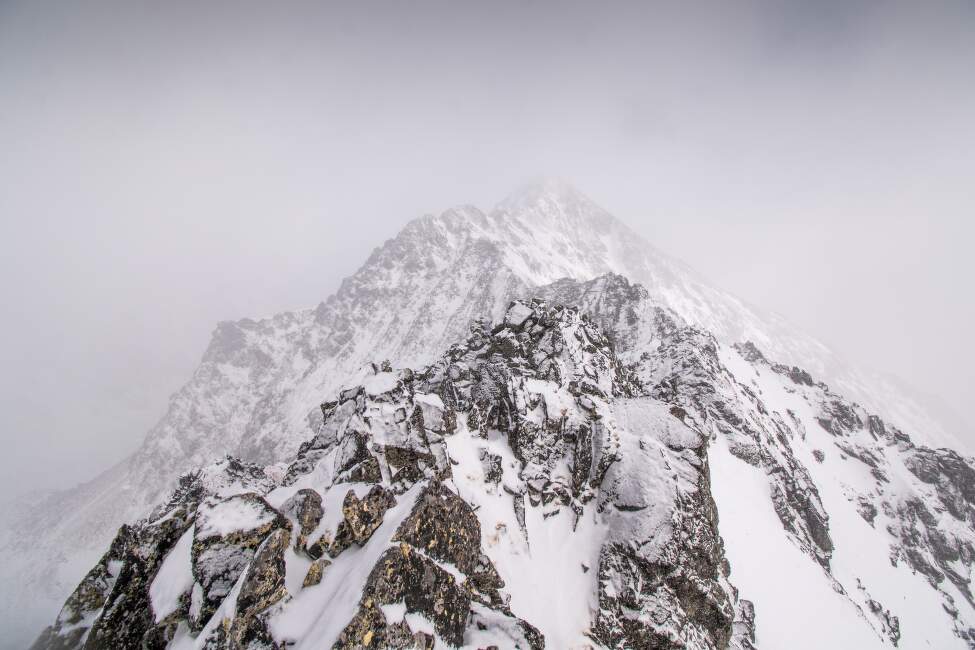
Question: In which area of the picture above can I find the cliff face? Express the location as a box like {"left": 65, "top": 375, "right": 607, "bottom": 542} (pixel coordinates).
{"left": 539, "top": 274, "right": 975, "bottom": 648}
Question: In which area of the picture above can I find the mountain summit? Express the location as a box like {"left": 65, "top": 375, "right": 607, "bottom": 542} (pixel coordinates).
{"left": 7, "top": 183, "right": 972, "bottom": 649}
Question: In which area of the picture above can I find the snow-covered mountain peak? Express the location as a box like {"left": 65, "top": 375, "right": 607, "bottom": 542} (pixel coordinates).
{"left": 383, "top": 181, "right": 633, "bottom": 290}
{"left": 494, "top": 178, "right": 612, "bottom": 225}
{"left": 4, "top": 182, "right": 969, "bottom": 648}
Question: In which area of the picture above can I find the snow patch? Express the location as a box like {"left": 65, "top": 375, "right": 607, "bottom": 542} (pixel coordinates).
{"left": 149, "top": 526, "right": 194, "bottom": 623}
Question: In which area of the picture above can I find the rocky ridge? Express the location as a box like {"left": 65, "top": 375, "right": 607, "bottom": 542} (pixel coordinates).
{"left": 33, "top": 300, "right": 754, "bottom": 650}
{"left": 32, "top": 274, "right": 975, "bottom": 649}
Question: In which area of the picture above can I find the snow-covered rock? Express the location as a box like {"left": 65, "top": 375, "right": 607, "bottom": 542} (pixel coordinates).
{"left": 536, "top": 273, "right": 975, "bottom": 648}
{"left": 32, "top": 301, "right": 752, "bottom": 649}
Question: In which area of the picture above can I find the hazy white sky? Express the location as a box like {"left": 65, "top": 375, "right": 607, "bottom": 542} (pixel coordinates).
{"left": 1, "top": 0, "right": 973, "bottom": 495}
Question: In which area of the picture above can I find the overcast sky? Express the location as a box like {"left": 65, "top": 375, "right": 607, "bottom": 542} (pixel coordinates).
{"left": 1, "top": 0, "right": 972, "bottom": 496}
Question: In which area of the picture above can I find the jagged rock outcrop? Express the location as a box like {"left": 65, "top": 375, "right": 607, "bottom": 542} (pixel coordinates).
{"left": 28, "top": 526, "right": 135, "bottom": 650}
{"left": 190, "top": 493, "right": 291, "bottom": 631}
{"left": 391, "top": 481, "right": 505, "bottom": 605}
{"left": 536, "top": 273, "right": 975, "bottom": 648}
{"left": 591, "top": 408, "right": 734, "bottom": 649}
{"left": 226, "top": 528, "right": 291, "bottom": 649}
{"left": 330, "top": 486, "right": 397, "bottom": 555}
{"left": 279, "top": 489, "right": 323, "bottom": 553}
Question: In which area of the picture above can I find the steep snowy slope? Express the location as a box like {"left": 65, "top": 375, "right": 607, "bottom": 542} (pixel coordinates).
{"left": 4, "top": 182, "right": 967, "bottom": 647}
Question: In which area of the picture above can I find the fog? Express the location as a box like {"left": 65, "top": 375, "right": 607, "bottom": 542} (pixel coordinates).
{"left": 1, "top": 0, "right": 972, "bottom": 497}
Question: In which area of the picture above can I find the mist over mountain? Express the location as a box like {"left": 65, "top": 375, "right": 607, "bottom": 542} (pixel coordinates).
{"left": 2, "top": 0, "right": 974, "bottom": 502}
{"left": 2, "top": 1, "right": 974, "bottom": 649}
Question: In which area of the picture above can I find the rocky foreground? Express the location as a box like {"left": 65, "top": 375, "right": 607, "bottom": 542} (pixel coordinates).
{"left": 32, "top": 299, "right": 757, "bottom": 649}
